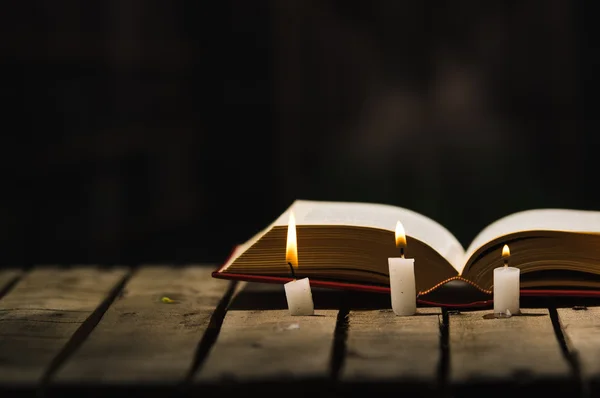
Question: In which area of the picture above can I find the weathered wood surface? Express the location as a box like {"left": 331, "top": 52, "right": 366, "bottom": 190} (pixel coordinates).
{"left": 0, "top": 266, "right": 128, "bottom": 385}
{"left": 53, "top": 266, "right": 233, "bottom": 385}
{"left": 341, "top": 308, "right": 441, "bottom": 384}
{"left": 3, "top": 265, "right": 599, "bottom": 396}
{"left": 196, "top": 308, "right": 338, "bottom": 382}
{"left": 557, "top": 307, "right": 600, "bottom": 387}
{"left": 0, "top": 269, "right": 22, "bottom": 297}
{"left": 449, "top": 309, "right": 572, "bottom": 389}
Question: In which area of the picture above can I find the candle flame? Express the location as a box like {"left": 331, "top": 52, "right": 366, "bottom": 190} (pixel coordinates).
{"left": 502, "top": 244, "right": 510, "bottom": 258}
{"left": 286, "top": 211, "right": 298, "bottom": 268}
{"left": 395, "top": 220, "right": 407, "bottom": 249}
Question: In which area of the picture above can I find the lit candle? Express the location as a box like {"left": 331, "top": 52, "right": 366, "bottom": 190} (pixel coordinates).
{"left": 284, "top": 211, "right": 315, "bottom": 316}
{"left": 388, "top": 220, "right": 416, "bottom": 316}
{"left": 493, "top": 244, "right": 520, "bottom": 317}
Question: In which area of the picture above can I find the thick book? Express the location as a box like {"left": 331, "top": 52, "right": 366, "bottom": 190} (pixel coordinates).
{"left": 213, "top": 199, "right": 600, "bottom": 307}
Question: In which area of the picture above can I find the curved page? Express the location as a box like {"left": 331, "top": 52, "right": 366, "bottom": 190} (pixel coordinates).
{"left": 270, "top": 200, "right": 465, "bottom": 272}
{"left": 465, "top": 208, "right": 600, "bottom": 267}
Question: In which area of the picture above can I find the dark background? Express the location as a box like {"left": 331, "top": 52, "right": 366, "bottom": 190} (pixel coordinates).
{"left": 0, "top": 1, "right": 597, "bottom": 268}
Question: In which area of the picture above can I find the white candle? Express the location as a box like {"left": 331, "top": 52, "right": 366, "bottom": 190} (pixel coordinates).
{"left": 493, "top": 244, "right": 520, "bottom": 316}
{"left": 284, "top": 278, "right": 314, "bottom": 316}
{"left": 389, "top": 257, "right": 416, "bottom": 316}
{"left": 388, "top": 221, "right": 416, "bottom": 316}
{"left": 284, "top": 211, "right": 314, "bottom": 316}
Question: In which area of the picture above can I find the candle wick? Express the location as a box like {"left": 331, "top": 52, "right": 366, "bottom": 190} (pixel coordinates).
{"left": 503, "top": 260, "right": 508, "bottom": 268}
{"left": 400, "top": 247, "right": 405, "bottom": 259}
{"left": 287, "top": 262, "right": 296, "bottom": 280}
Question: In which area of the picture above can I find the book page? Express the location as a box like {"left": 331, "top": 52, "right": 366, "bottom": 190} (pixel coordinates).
{"left": 465, "top": 208, "right": 600, "bottom": 262}
{"left": 219, "top": 224, "right": 273, "bottom": 271}
{"left": 272, "top": 199, "right": 465, "bottom": 272}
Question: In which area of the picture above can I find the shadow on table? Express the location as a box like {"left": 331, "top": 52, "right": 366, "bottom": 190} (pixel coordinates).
{"left": 227, "top": 282, "right": 393, "bottom": 311}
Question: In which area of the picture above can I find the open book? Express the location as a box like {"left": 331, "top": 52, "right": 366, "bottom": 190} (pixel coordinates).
{"left": 213, "top": 200, "right": 600, "bottom": 306}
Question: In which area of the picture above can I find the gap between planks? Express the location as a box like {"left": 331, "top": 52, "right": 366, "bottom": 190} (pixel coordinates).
{"left": 555, "top": 306, "right": 600, "bottom": 396}
{"left": 339, "top": 307, "right": 443, "bottom": 396}
{"left": 40, "top": 270, "right": 133, "bottom": 387}
{"left": 194, "top": 282, "right": 343, "bottom": 385}
{"left": 50, "top": 265, "right": 236, "bottom": 389}
{"left": 447, "top": 307, "right": 581, "bottom": 396}
{"left": 0, "top": 266, "right": 130, "bottom": 389}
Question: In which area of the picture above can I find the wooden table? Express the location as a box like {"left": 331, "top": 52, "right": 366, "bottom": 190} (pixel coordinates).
{"left": 0, "top": 265, "right": 598, "bottom": 397}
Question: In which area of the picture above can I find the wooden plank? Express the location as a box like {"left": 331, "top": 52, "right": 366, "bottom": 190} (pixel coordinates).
{"left": 196, "top": 309, "right": 338, "bottom": 382}
{"left": 0, "top": 266, "right": 128, "bottom": 385}
{"left": 0, "top": 269, "right": 22, "bottom": 297}
{"left": 341, "top": 308, "right": 441, "bottom": 386}
{"left": 52, "top": 265, "right": 233, "bottom": 385}
{"left": 449, "top": 309, "right": 573, "bottom": 393}
{"left": 557, "top": 307, "right": 600, "bottom": 389}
